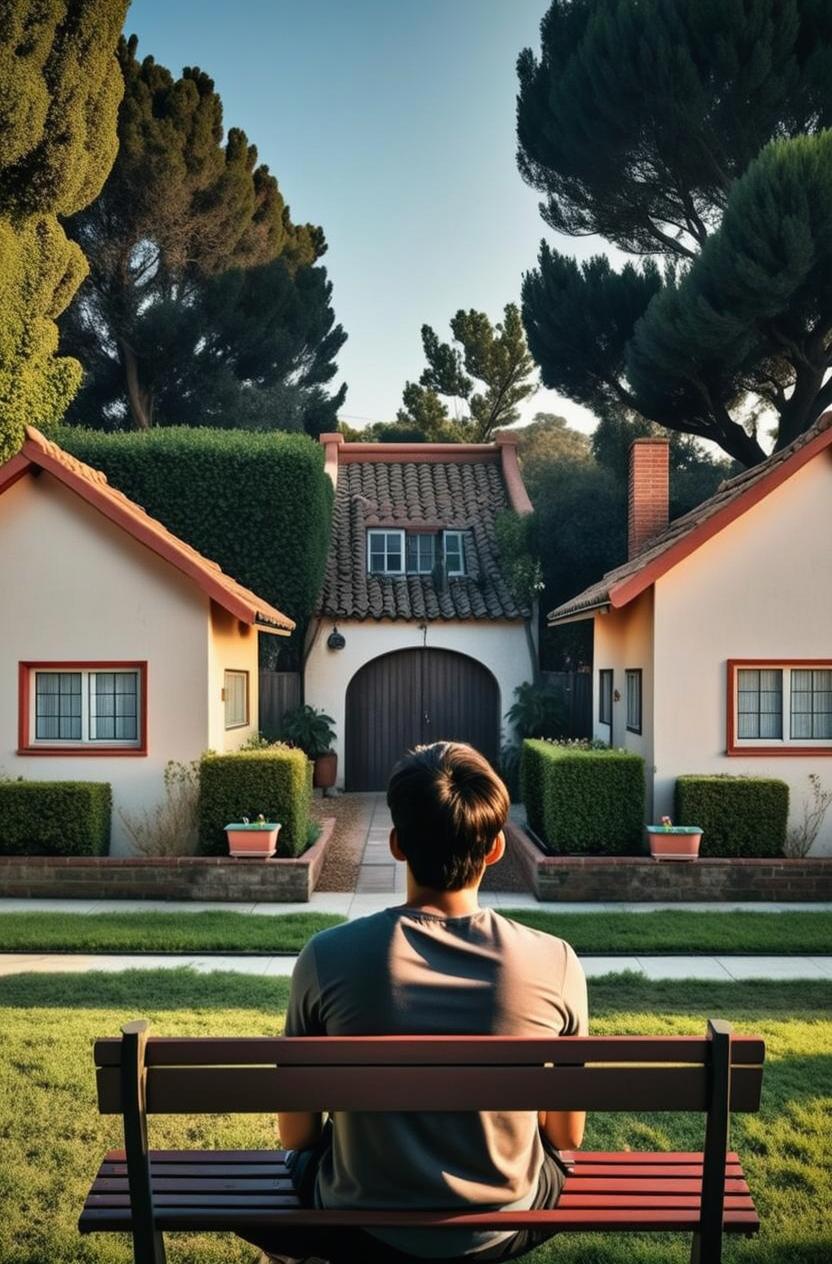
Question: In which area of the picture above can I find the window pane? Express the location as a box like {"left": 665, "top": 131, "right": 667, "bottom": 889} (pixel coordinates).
{"left": 418, "top": 534, "right": 435, "bottom": 572}
{"left": 406, "top": 534, "right": 418, "bottom": 572}
{"left": 790, "top": 667, "right": 832, "bottom": 739}
{"left": 626, "top": 671, "right": 641, "bottom": 731}
{"left": 92, "top": 671, "right": 137, "bottom": 741}
{"left": 225, "top": 670, "right": 248, "bottom": 728}
{"left": 737, "top": 667, "right": 782, "bottom": 740}
{"left": 444, "top": 531, "right": 465, "bottom": 575}
{"left": 36, "top": 672, "right": 81, "bottom": 741}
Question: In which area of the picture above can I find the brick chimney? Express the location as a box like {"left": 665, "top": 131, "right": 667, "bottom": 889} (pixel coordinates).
{"left": 628, "top": 438, "right": 669, "bottom": 559}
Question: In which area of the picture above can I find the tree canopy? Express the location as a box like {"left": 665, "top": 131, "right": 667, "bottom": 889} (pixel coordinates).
{"left": 60, "top": 34, "right": 345, "bottom": 434}
{"left": 397, "top": 303, "right": 537, "bottom": 441}
{"left": 0, "top": 0, "right": 128, "bottom": 463}
{"left": 517, "top": 0, "right": 832, "bottom": 466}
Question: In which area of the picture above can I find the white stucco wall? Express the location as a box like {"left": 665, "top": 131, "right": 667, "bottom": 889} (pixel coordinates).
{"left": 0, "top": 473, "right": 223, "bottom": 854}
{"left": 651, "top": 451, "right": 832, "bottom": 853}
{"left": 305, "top": 618, "right": 534, "bottom": 785}
{"left": 592, "top": 588, "right": 655, "bottom": 819}
{"left": 206, "top": 602, "right": 260, "bottom": 754}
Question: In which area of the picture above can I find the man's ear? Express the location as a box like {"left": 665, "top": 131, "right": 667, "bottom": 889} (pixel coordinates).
{"left": 389, "top": 826, "right": 406, "bottom": 862}
{"left": 483, "top": 830, "right": 506, "bottom": 868}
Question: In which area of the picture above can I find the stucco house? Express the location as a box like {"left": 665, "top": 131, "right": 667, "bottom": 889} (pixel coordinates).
{"left": 304, "top": 433, "right": 536, "bottom": 790}
{"left": 0, "top": 427, "right": 294, "bottom": 854}
{"left": 549, "top": 416, "right": 832, "bottom": 854}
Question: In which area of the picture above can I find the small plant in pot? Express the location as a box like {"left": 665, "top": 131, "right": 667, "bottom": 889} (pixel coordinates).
{"left": 281, "top": 705, "right": 338, "bottom": 790}
{"left": 646, "top": 815, "right": 703, "bottom": 862}
{"left": 225, "top": 813, "right": 281, "bottom": 859}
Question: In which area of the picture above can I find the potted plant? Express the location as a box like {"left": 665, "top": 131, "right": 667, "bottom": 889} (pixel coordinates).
{"left": 281, "top": 705, "right": 338, "bottom": 790}
{"left": 225, "top": 814, "right": 281, "bottom": 859}
{"left": 646, "top": 816, "right": 703, "bottom": 862}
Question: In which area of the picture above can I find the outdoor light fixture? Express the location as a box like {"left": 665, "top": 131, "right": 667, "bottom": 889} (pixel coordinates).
{"left": 327, "top": 626, "right": 346, "bottom": 651}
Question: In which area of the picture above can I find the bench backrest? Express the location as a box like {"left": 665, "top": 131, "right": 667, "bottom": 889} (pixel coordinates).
{"left": 95, "top": 1023, "right": 765, "bottom": 1116}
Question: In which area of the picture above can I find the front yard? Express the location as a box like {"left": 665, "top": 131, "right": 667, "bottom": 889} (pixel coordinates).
{"left": 0, "top": 909, "right": 830, "bottom": 954}
{"left": 0, "top": 968, "right": 829, "bottom": 1264}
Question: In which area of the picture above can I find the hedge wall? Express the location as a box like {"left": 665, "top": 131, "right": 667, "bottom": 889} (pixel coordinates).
{"left": 55, "top": 427, "right": 333, "bottom": 667}
{"left": 521, "top": 740, "right": 645, "bottom": 855}
{"left": 0, "top": 781, "right": 111, "bottom": 856}
{"left": 199, "top": 747, "right": 313, "bottom": 857}
{"left": 675, "top": 775, "right": 789, "bottom": 857}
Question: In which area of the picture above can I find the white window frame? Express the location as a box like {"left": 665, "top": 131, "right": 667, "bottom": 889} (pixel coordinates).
{"left": 730, "top": 662, "right": 832, "bottom": 751}
{"left": 443, "top": 530, "right": 466, "bottom": 576}
{"left": 30, "top": 668, "right": 142, "bottom": 748}
{"left": 367, "top": 528, "right": 405, "bottom": 575}
{"left": 625, "top": 668, "right": 642, "bottom": 735}
{"left": 224, "top": 669, "right": 249, "bottom": 730}
{"left": 406, "top": 532, "right": 436, "bottom": 575}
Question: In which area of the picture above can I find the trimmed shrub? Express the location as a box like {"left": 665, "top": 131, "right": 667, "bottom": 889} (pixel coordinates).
{"left": 521, "top": 740, "right": 644, "bottom": 854}
{"left": 199, "top": 747, "right": 313, "bottom": 857}
{"left": 55, "top": 427, "right": 333, "bottom": 667}
{"left": 0, "top": 781, "right": 111, "bottom": 856}
{"left": 675, "top": 775, "right": 789, "bottom": 857}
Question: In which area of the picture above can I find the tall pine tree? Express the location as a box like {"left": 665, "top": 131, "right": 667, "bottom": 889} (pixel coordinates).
{"left": 517, "top": 0, "right": 832, "bottom": 466}
{"left": 61, "top": 35, "right": 345, "bottom": 434}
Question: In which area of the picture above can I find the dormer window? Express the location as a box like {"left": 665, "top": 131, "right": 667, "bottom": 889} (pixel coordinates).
{"left": 367, "top": 529, "right": 467, "bottom": 577}
{"left": 368, "top": 529, "right": 404, "bottom": 575}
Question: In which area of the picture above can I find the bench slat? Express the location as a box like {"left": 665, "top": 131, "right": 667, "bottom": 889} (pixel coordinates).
{"left": 90, "top": 1176, "right": 751, "bottom": 1197}
{"left": 96, "top": 1160, "right": 747, "bottom": 1181}
{"left": 96, "top": 1063, "right": 764, "bottom": 1114}
{"left": 93, "top": 1034, "right": 766, "bottom": 1067}
{"left": 100, "top": 1147, "right": 745, "bottom": 1166}
{"left": 85, "top": 1192, "right": 757, "bottom": 1212}
{"left": 78, "top": 1206, "right": 761, "bottom": 1232}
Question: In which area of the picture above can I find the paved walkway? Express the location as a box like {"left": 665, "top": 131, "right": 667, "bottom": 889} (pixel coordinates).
{"left": 1, "top": 948, "right": 829, "bottom": 980}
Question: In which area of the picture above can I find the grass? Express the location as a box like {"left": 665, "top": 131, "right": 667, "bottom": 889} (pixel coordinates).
{"left": 0, "top": 911, "right": 344, "bottom": 953}
{"left": 0, "top": 908, "right": 830, "bottom": 954}
{"left": 0, "top": 969, "right": 829, "bottom": 1263}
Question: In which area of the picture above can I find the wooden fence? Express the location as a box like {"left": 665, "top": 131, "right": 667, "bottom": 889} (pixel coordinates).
{"left": 541, "top": 669, "right": 593, "bottom": 739}
{"left": 259, "top": 671, "right": 302, "bottom": 738}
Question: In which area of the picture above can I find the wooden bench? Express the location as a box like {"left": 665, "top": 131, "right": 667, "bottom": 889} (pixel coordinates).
{"left": 80, "top": 1018, "right": 764, "bottom": 1264}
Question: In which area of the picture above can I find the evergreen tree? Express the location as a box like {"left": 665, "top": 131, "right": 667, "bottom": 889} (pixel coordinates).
{"left": 399, "top": 303, "right": 537, "bottom": 441}
{"left": 0, "top": 0, "right": 128, "bottom": 463}
{"left": 60, "top": 35, "right": 345, "bottom": 433}
{"left": 517, "top": 0, "right": 832, "bottom": 466}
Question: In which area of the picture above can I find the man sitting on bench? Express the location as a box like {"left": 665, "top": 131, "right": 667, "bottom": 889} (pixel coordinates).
{"left": 240, "top": 740, "right": 588, "bottom": 1264}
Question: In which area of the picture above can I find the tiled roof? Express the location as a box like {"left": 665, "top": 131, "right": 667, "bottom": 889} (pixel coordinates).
{"left": 2, "top": 427, "right": 295, "bottom": 634}
{"left": 549, "top": 413, "right": 832, "bottom": 623}
{"left": 320, "top": 454, "right": 528, "bottom": 621}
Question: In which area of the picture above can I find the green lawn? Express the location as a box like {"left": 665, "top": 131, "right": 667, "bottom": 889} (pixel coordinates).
{"left": 0, "top": 969, "right": 829, "bottom": 1264}
{"left": 0, "top": 908, "right": 830, "bottom": 954}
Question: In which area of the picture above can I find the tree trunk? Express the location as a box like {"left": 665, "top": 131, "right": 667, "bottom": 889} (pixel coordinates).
{"left": 120, "top": 340, "right": 154, "bottom": 430}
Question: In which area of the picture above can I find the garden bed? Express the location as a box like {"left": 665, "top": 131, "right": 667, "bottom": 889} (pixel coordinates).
{"left": 0, "top": 817, "right": 336, "bottom": 903}
{"left": 508, "top": 821, "right": 832, "bottom": 902}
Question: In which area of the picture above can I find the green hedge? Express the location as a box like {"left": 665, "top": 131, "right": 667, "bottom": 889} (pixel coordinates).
{"left": 521, "top": 740, "right": 645, "bottom": 854}
{"left": 0, "top": 782, "right": 111, "bottom": 856}
{"left": 55, "top": 427, "right": 333, "bottom": 668}
{"left": 675, "top": 775, "right": 789, "bottom": 857}
{"left": 198, "top": 747, "right": 313, "bottom": 857}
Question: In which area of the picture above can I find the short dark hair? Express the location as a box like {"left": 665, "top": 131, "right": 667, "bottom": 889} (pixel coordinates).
{"left": 386, "top": 741, "right": 509, "bottom": 890}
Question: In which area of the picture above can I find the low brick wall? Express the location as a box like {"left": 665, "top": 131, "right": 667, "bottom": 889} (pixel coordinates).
{"left": 0, "top": 818, "right": 335, "bottom": 903}
{"left": 506, "top": 823, "right": 832, "bottom": 902}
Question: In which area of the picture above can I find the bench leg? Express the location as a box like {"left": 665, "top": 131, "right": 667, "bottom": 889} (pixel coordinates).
{"left": 690, "top": 1229, "right": 721, "bottom": 1264}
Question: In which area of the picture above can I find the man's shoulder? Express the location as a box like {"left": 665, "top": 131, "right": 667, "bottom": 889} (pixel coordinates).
{"left": 491, "top": 909, "right": 577, "bottom": 963}
{"left": 304, "top": 907, "right": 396, "bottom": 957}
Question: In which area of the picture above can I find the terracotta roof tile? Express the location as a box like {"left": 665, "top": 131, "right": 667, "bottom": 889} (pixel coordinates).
{"left": 10, "top": 427, "right": 295, "bottom": 634}
{"left": 549, "top": 413, "right": 832, "bottom": 623}
{"left": 320, "top": 455, "right": 527, "bottom": 622}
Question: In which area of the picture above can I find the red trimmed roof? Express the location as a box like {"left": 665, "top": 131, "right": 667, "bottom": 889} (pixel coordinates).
{"left": 549, "top": 413, "right": 832, "bottom": 624}
{"left": 0, "top": 428, "right": 294, "bottom": 635}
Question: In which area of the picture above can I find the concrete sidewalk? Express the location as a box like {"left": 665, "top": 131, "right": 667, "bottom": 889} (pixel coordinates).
{"left": 0, "top": 949, "right": 830, "bottom": 980}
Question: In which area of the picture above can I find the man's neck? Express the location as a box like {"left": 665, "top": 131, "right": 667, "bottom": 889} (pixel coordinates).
{"left": 402, "top": 874, "right": 482, "bottom": 918}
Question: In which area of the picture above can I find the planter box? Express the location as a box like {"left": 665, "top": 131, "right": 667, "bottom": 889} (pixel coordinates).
{"left": 503, "top": 822, "right": 832, "bottom": 902}
{"left": 647, "top": 826, "right": 702, "bottom": 862}
{"left": 0, "top": 818, "right": 335, "bottom": 903}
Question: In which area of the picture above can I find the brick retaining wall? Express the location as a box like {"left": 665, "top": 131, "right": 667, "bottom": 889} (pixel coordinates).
{"left": 0, "top": 818, "right": 335, "bottom": 903}
{"left": 505, "top": 822, "right": 832, "bottom": 902}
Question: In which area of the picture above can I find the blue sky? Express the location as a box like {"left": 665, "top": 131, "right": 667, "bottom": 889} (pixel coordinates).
{"left": 126, "top": 0, "right": 599, "bottom": 433}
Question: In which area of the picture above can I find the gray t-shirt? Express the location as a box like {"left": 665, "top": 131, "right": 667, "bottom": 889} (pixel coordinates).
{"left": 284, "top": 905, "right": 588, "bottom": 1257}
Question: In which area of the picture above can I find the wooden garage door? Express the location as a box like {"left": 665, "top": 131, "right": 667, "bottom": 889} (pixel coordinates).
{"left": 345, "top": 648, "right": 500, "bottom": 792}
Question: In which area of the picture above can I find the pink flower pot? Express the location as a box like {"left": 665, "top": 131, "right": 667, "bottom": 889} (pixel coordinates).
{"left": 646, "top": 827, "right": 702, "bottom": 862}
{"left": 225, "top": 824, "right": 281, "bottom": 859}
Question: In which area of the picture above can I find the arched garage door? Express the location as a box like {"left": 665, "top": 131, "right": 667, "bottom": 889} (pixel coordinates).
{"left": 345, "top": 649, "right": 500, "bottom": 792}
